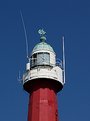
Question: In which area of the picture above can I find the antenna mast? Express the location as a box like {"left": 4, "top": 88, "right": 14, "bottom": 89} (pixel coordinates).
{"left": 20, "top": 10, "right": 29, "bottom": 59}
{"left": 17, "top": 70, "right": 22, "bottom": 83}
{"left": 62, "top": 36, "right": 65, "bottom": 84}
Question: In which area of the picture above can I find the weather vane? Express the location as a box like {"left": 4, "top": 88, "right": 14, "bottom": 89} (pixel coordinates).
{"left": 38, "top": 29, "right": 46, "bottom": 36}
{"left": 38, "top": 29, "right": 46, "bottom": 42}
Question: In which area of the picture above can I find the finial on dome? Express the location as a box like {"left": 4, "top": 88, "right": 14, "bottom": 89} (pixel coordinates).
{"left": 38, "top": 29, "right": 46, "bottom": 42}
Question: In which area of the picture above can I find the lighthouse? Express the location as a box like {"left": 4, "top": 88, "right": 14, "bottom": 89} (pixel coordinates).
{"left": 22, "top": 29, "right": 65, "bottom": 121}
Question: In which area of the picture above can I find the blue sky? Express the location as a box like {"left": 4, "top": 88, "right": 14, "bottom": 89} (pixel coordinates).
{"left": 0, "top": 0, "right": 90, "bottom": 121}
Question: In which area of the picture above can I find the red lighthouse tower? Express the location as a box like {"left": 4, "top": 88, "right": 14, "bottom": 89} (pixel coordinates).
{"left": 23, "top": 29, "right": 65, "bottom": 121}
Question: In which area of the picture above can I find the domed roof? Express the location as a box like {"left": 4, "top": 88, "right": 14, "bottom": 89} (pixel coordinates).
{"left": 32, "top": 42, "right": 55, "bottom": 54}
{"left": 31, "top": 29, "right": 55, "bottom": 54}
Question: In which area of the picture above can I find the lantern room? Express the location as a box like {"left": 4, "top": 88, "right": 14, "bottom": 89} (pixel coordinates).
{"left": 30, "top": 29, "right": 56, "bottom": 68}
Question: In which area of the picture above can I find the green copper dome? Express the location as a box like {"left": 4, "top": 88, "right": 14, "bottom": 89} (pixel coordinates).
{"left": 32, "top": 42, "right": 55, "bottom": 53}
{"left": 31, "top": 29, "right": 55, "bottom": 54}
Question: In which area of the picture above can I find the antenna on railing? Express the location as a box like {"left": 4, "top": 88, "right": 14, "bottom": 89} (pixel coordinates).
{"left": 20, "top": 10, "right": 29, "bottom": 60}
{"left": 17, "top": 70, "right": 22, "bottom": 83}
{"left": 20, "top": 10, "right": 30, "bottom": 71}
{"left": 62, "top": 36, "right": 65, "bottom": 84}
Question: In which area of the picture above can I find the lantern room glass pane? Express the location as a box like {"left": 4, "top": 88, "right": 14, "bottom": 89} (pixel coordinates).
{"left": 43, "top": 53, "right": 50, "bottom": 64}
{"left": 31, "top": 52, "right": 50, "bottom": 68}
{"left": 30, "top": 54, "right": 37, "bottom": 67}
{"left": 37, "top": 52, "right": 50, "bottom": 65}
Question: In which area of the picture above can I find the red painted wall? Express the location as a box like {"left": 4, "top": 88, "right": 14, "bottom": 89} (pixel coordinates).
{"left": 28, "top": 80, "right": 59, "bottom": 121}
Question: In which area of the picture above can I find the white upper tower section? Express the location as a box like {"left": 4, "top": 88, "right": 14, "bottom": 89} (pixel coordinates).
{"left": 23, "top": 29, "right": 65, "bottom": 92}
